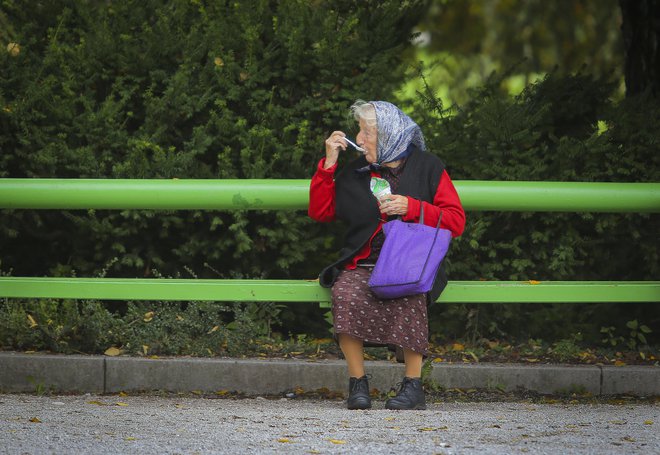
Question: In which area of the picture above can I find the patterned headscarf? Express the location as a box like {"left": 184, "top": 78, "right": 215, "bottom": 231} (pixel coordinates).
{"left": 372, "top": 101, "right": 426, "bottom": 165}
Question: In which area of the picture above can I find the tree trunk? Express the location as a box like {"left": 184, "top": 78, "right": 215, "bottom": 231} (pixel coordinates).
{"left": 619, "top": 0, "right": 660, "bottom": 97}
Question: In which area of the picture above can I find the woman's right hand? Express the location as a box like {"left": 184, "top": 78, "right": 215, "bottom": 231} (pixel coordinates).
{"left": 324, "top": 131, "right": 347, "bottom": 169}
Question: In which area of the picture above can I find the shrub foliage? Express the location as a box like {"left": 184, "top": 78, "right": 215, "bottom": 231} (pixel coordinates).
{"left": 0, "top": 1, "right": 657, "bottom": 350}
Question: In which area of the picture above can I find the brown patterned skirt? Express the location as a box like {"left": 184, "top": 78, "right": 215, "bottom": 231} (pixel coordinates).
{"left": 331, "top": 266, "right": 429, "bottom": 355}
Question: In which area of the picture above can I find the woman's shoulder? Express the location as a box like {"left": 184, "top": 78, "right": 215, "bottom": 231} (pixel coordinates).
{"left": 411, "top": 148, "right": 445, "bottom": 169}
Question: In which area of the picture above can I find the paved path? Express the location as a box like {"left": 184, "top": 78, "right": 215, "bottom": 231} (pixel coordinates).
{"left": 1, "top": 394, "right": 658, "bottom": 454}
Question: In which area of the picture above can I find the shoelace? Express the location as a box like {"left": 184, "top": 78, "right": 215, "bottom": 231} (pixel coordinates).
{"left": 351, "top": 374, "right": 372, "bottom": 393}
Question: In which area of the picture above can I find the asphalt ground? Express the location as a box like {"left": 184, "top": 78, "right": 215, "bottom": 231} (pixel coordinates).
{"left": 1, "top": 394, "right": 658, "bottom": 454}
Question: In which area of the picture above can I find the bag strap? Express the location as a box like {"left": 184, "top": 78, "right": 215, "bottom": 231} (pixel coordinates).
{"left": 419, "top": 204, "right": 443, "bottom": 229}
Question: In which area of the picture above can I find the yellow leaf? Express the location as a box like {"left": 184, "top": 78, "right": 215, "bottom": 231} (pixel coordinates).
{"left": 216, "top": 390, "right": 230, "bottom": 396}
{"left": 115, "top": 402, "right": 129, "bottom": 407}
{"left": 176, "top": 315, "right": 184, "bottom": 321}
{"left": 118, "top": 391, "right": 128, "bottom": 397}
{"left": 104, "top": 347, "right": 121, "bottom": 356}
{"left": 384, "top": 417, "right": 395, "bottom": 421}
{"left": 214, "top": 57, "right": 224, "bottom": 67}
{"left": 87, "top": 400, "right": 106, "bottom": 406}
{"left": 644, "top": 420, "right": 653, "bottom": 425}
{"left": 432, "top": 357, "right": 443, "bottom": 363}
{"left": 142, "top": 345, "right": 149, "bottom": 355}
{"left": 614, "top": 360, "right": 626, "bottom": 367}
{"left": 143, "top": 311, "right": 154, "bottom": 322}
{"left": 418, "top": 427, "right": 437, "bottom": 432}
{"left": 29, "top": 417, "right": 41, "bottom": 423}
{"left": 125, "top": 437, "right": 136, "bottom": 441}
{"left": 207, "top": 325, "right": 220, "bottom": 334}
{"left": 149, "top": 355, "right": 160, "bottom": 359}
{"left": 7, "top": 42, "right": 20, "bottom": 57}
{"left": 328, "top": 439, "right": 346, "bottom": 444}
{"left": 528, "top": 280, "right": 541, "bottom": 285}
{"left": 27, "top": 314, "right": 38, "bottom": 328}
{"left": 452, "top": 343, "right": 465, "bottom": 351}
{"left": 277, "top": 438, "right": 292, "bottom": 443}
{"left": 639, "top": 352, "right": 646, "bottom": 360}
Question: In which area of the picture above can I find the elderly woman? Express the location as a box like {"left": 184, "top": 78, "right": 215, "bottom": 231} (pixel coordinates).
{"left": 309, "top": 100, "right": 465, "bottom": 410}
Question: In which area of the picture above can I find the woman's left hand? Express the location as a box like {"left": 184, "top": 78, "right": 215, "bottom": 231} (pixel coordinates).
{"left": 379, "top": 194, "right": 408, "bottom": 216}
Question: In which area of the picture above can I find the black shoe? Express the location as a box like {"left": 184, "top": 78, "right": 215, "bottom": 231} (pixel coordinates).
{"left": 385, "top": 377, "right": 426, "bottom": 410}
{"left": 347, "top": 375, "right": 372, "bottom": 410}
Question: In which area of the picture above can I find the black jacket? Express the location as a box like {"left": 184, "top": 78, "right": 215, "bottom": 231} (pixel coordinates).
{"left": 319, "top": 148, "right": 448, "bottom": 303}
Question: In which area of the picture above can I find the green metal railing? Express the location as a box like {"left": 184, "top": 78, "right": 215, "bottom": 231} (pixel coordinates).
{"left": 1, "top": 179, "right": 659, "bottom": 304}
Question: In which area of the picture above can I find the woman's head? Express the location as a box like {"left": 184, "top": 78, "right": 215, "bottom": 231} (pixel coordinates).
{"left": 350, "top": 100, "right": 378, "bottom": 163}
{"left": 350, "top": 100, "right": 425, "bottom": 166}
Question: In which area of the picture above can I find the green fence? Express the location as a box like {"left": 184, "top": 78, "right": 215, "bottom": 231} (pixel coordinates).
{"left": 1, "top": 179, "right": 659, "bottom": 304}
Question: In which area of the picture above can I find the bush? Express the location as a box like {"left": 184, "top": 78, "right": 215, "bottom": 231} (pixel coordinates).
{"left": 407, "top": 70, "right": 659, "bottom": 344}
{"left": 0, "top": 0, "right": 428, "bottom": 280}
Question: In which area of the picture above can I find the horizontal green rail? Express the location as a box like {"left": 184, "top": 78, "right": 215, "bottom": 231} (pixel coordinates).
{"left": 0, "top": 179, "right": 659, "bottom": 212}
{"left": 1, "top": 278, "right": 658, "bottom": 303}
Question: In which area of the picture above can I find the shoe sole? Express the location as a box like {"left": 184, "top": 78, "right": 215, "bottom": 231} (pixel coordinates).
{"left": 384, "top": 404, "right": 426, "bottom": 410}
{"left": 347, "top": 403, "right": 372, "bottom": 410}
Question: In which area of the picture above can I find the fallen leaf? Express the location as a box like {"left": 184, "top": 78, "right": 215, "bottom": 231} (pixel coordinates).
{"left": 118, "top": 391, "right": 128, "bottom": 397}
{"left": 277, "top": 438, "right": 292, "bottom": 443}
{"left": 452, "top": 343, "right": 465, "bottom": 351}
{"left": 328, "top": 439, "right": 346, "bottom": 444}
{"left": 143, "top": 311, "right": 154, "bottom": 322}
{"left": 614, "top": 360, "right": 626, "bottom": 367}
{"left": 87, "top": 400, "right": 106, "bottom": 406}
{"left": 216, "top": 390, "right": 230, "bottom": 396}
{"left": 115, "top": 402, "right": 129, "bottom": 407}
{"left": 29, "top": 417, "right": 41, "bottom": 423}
{"left": 384, "top": 417, "right": 395, "bottom": 421}
{"left": 142, "top": 345, "right": 149, "bottom": 355}
{"left": 644, "top": 420, "right": 653, "bottom": 425}
{"left": 104, "top": 347, "right": 121, "bottom": 357}
{"left": 528, "top": 280, "right": 541, "bottom": 285}
{"left": 125, "top": 437, "right": 136, "bottom": 441}
{"left": 214, "top": 57, "right": 224, "bottom": 67}
{"left": 207, "top": 325, "right": 220, "bottom": 334}
{"left": 176, "top": 315, "right": 184, "bottom": 321}
{"left": 621, "top": 436, "right": 635, "bottom": 442}
{"left": 432, "top": 357, "right": 444, "bottom": 363}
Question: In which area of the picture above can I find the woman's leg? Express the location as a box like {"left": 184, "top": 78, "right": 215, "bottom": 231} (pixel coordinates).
{"left": 403, "top": 348, "right": 423, "bottom": 378}
{"left": 385, "top": 347, "right": 426, "bottom": 410}
{"left": 338, "top": 333, "right": 365, "bottom": 378}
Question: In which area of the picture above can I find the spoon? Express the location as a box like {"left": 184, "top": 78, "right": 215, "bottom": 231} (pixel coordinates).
{"left": 344, "top": 136, "right": 366, "bottom": 153}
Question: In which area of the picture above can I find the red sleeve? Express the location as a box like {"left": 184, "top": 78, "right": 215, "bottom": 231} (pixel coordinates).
{"left": 308, "top": 158, "right": 337, "bottom": 222}
{"left": 402, "top": 170, "right": 465, "bottom": 238}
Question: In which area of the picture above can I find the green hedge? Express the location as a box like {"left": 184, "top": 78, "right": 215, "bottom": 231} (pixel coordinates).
{"left": 1, "top": 0, "right": 427, "bottom": 280}
{"left": 408, "top": 71, "right": 659, "bottom": 343}
{"left": 1, "top": 1, "right": 657, "bottom": 349}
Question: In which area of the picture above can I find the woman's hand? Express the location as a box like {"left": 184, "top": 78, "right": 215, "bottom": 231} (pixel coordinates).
{"left": 379, "top": 194, "right": 408, "bottom": 216}
{"left": 324, "top": 131, "right": 347, "bottom": 169}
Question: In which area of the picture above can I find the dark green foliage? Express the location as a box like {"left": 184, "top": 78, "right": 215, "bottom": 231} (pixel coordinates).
{"left": 0, "top": 0, "right": 427, "bottom": 279}
{"left": 409, "top": 70, "right": 659, "bottom": 344}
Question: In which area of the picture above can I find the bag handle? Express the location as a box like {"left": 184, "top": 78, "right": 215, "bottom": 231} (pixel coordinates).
{"left": 419, "top": 204, "right": 443, "bottom": 229}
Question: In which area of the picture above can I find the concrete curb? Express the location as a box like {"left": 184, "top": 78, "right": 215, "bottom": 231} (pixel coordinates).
{"left": 0, "top": 352, "right": 657, "bottom": 396}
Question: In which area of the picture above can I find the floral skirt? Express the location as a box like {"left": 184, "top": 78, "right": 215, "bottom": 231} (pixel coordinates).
{"left": 331, "top": 266, "right": 429, "bottom": 355}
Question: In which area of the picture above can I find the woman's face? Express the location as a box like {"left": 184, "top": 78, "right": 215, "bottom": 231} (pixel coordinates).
{"left": 357, "top": 118, "right": 378, "bottom": 164}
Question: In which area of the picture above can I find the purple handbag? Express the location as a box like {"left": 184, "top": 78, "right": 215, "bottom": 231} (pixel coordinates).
{"left": 368, "top": 206, "right": 451, "bottom": 299}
